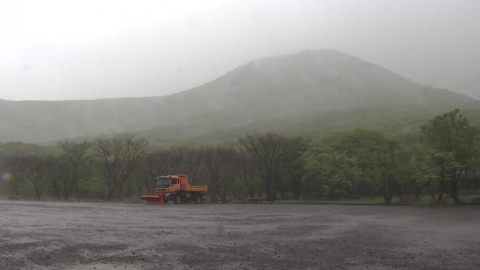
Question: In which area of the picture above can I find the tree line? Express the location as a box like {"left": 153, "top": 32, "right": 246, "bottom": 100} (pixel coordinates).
{"left": 1, "top": 109, "right": 479, "bottom": 204}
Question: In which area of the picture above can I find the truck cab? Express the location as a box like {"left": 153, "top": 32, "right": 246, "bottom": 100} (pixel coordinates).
{"left": 155, "top": 176, "right": 180, "bottom": 192}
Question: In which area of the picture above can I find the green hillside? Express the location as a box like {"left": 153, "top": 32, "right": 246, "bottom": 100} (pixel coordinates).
{"left": 1, "top": 49, "right": 479, "bottom": 144}
{"left": 134, "top": 105, "right": 480, "bottom": 148}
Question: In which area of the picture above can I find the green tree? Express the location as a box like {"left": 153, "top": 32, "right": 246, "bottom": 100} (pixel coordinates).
{"left": 303, "top": 144, "right": 359, "bottom": 199}
{"left": 238, "top": 132, "right": 306, "bottom": 201}
{"left": 467, "top": 127, "right": 480, "bottom": 190}
{"left": 405, "top": 143, "right": 437, "bottom": 199}
{"left": 341, "top": 129, "right": 408, "bottom": 204}
{"left": 420, "top": 109, "right": 475, "bottom": 203}
{"left": 277, "top": 139, "right": 307, "bottom": 200}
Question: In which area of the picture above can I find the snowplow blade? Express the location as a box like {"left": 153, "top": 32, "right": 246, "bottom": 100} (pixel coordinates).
{"left": 141, "top": 195, "right": 164, "bottom": 205}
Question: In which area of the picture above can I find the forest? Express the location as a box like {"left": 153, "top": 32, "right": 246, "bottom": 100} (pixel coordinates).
{"left": 1, "top": 109, "right": 479, "bottom": 204}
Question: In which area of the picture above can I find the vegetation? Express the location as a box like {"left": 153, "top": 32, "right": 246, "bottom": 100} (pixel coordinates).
{"left": 1, "top": 109, "right": 479, "bottom": 205}
{"left": 419, "top": 109, "right": 476, "bottom": 203}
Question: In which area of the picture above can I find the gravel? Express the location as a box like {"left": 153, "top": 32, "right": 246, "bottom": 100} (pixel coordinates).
{"left": 0, "top": 201, "right": 479, "bottom": 270}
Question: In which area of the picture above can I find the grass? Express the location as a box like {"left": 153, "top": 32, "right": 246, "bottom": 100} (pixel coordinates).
{"left": 275, "top": 194, "right": 476, "bottom": 206}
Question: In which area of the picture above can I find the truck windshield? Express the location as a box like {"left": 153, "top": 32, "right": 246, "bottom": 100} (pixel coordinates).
{"left": 156, "top": 177, "right": 170, "bottom": 187}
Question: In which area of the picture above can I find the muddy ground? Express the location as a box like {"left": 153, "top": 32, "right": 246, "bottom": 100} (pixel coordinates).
{"left": 0, "top": 202, "right": 479, "bottom": 270}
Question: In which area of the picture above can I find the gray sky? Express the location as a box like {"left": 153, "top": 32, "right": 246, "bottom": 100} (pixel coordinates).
{"left": 1, "top": 0, "right": 479, "bottom": 101}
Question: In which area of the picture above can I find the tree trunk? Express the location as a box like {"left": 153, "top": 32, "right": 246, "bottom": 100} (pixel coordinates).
{"left": 294, "top": 189, "right": 300, "bottom": 200}
{"left": 415, "top": 186, "right": 422, "bottom": 200}
{"left": 217, "top": 187, "right": 222, "bottom": 201}
{"left": 52, "top": 182, "right": 61, "bottom": 199}
{"left": 117, "top": 192, "right": 123, "bottom": 201}
{"left": 449, "top": 170, "right": 462, "bottom": 203}
{"left": 437, "top": 185, "right": 445, "bottom": 201}
{"left": 293, "top": 183, "right": 301, "bottom": 200}
{"left": 137, "top": 183, "right": 143, "bottom": 197}
{"left": 436, "top": 171, "right": 446, "bottom": 201}
{"left": 107, "top": 187, "right": 114, "bottom": 201}
{"left": 64, "top": 190, "right": 71, "bottom": 200}
{"left": 449, "top": 189, "right": 461, "bottom": 203}
{"left": 265, "top": 181, "right": 272, "bottom": 201}
{"left": 383, "top": 192, "right": 392, "bottom": 204}
{"left": 449, "top": 180, "right": 461, "bottom": 203}
{"left": 476, "top": 176, "right": 480, "bottom": 192}
{"left": 266, "top": 188, "right": 276, "bottom": 201}
{"left": 116, "top": 184, "right": 123, "bottom": 201}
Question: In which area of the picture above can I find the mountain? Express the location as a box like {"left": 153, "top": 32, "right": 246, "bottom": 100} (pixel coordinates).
{"left": 0, "top": 49, "right": 478, "bottom": 144}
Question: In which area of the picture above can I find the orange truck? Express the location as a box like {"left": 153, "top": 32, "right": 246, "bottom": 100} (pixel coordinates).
{"left": 141, "top": 174, "right": 208, "bottom": 205}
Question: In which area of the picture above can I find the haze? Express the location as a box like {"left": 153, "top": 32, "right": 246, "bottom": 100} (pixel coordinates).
{"left": 1, "top": 0, "right": 479, "bottom": 101}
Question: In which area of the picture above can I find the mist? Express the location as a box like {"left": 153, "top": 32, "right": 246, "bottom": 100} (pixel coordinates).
{"left": 1, "top": 0, "right": 479, "bottom": 101}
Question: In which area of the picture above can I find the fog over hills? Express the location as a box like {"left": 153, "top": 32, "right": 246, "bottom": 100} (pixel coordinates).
{"left": 0, "top": 49, "right": 478, "bottom": 144}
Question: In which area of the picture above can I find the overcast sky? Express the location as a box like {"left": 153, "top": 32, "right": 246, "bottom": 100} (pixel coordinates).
{"left": 0, "top": 0, "right": 479, "bottom": 101}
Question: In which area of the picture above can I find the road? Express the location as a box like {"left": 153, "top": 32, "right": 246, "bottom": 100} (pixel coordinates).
{"left": 0, "top": 201, "right": 479, "bottom": 269}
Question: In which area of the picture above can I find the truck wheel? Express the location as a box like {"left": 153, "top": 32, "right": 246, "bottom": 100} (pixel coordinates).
{"left": 194, "top": 196, "right": 202, "bottom": 204}
{"left": 174, "top": 195, "right": 182, "bottom": 204}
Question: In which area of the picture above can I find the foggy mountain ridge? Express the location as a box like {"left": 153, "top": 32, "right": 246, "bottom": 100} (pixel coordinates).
{"left": 0, "top": 49, "right": 478, "bottom": 144}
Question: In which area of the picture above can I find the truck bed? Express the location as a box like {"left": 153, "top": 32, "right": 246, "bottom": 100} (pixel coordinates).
{"left": 185, "top": 185, "right": 208, "bottom": 192}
